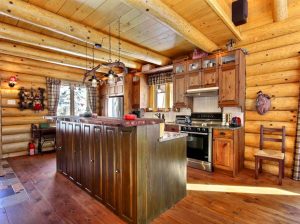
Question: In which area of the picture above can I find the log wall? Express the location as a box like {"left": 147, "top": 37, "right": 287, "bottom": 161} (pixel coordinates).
{"left": 240, "top": 24, "right": 300, "bottom": 178}
{"left": 0, "top": 54, "right": 99, "bottom": 158}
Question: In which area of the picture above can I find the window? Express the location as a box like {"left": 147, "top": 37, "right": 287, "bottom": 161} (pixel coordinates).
{"left": 57, "top": 84, "right": 88, "bottom": 116}
{"left": 152, "top": 83, "right": 173, "bottom": 109}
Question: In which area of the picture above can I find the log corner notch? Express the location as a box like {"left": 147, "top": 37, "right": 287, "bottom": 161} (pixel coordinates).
{"left": 273, "top": 0, "right": 288, "bottom": 22}
{"left": 0, "top": 0, "right": 171, "bottom": 66}
{"left": 121, "top": 0, "right": 219, "bottom": 53}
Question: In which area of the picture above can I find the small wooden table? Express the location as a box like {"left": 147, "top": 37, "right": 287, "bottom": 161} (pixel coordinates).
{"left": 31, "top": 125, "right": 56, "bottom": 153}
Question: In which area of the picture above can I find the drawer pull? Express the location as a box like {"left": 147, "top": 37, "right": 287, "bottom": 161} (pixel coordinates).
{"left": 220, "top": 132, "right": 226, "bottom": 135}
{"left": 115, "top": 169, "right": 120, "bottom": 174}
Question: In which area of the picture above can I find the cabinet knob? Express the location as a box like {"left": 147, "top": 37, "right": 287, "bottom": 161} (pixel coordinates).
{"left": 56, "top": 146, "right": 62, "bottom": 151}
{"left": 115, "top": 169, "right": 120, "bottom": 174}
{"left": 90, "top": 159, "right": 94, "bottom": 163}
{"left": 220, "top": 132, "right": 226, "bottom": 135}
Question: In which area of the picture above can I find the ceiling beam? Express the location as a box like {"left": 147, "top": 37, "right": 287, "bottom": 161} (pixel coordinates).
{"left": 121, "top": 0, "right": 219, "bottom": 52}
{"left": 204, "top": 0, "right": 242, "bottom": 41}
{"left": 0, "top": 41, "right": 121, "bottom": 74}
{"left": 273, "top": 0, "right": 288, "bottom": 22}
{"left": 0, "top": 22, "right": 141, "bottom": 70}
{"left": 0, "top": 0, "right": 170, "bottom": 65}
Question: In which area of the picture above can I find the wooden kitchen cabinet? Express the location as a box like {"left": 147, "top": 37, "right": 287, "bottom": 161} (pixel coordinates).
{"left": 213, "top": 129, "right": 244, "bottom": 177}
{"left": 186, "top": 72, "right": 201, "bottom": 89}
{"left": 218, "top": 49, "right": 245, "bottom": 109}
{"left": 173, "top": 73, "right": 191, "bottom": 108}
{"left": 132, "top": 74, "right": 148, "bottom": 109}
{"left": 202, "top": 68, "right": 218, "bottom": 87}
{"left": 173, "top": 61, "right": 186, "bottom": 74}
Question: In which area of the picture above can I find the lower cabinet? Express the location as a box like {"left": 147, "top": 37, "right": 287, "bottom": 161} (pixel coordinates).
{"left": 213, "top": 129, "right": 243, "bottom": 177}
{"left": 56, "top": 123, "right": 136, "bottom": 223}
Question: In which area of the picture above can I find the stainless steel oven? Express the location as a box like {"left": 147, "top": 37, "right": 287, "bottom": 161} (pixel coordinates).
{"left": 181, "top": 126, "right": 213, "bottom": 171}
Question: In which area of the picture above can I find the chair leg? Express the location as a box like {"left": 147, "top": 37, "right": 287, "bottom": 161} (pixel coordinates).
{"left": 282, "top": 160, "right": 285, "bottom": 179}
{"left": 255, "top": 157, "right": 259, "bottom": 179}
{"left": 278, "top": 160, "right": 283, "bottom": 185}
{"left": 259, "top": 158, "right": 263, "bottom": 173}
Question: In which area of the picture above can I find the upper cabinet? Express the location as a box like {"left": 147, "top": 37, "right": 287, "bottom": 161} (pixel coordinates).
{"left": 186, "top": 59, "right": 201, "bottom": 89}
{"left": 218, "top": 49, "right": 245, "bottom": 109}
{"left": 173, "top": 61, "right": 186, "bottom": 74}
{"left": 202, "top": 55, "right": 219, "bottom": 88}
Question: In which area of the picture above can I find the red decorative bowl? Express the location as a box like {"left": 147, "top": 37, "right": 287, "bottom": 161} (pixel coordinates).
{"left": 124, "top": 114, "right": 137, "bottom": 120}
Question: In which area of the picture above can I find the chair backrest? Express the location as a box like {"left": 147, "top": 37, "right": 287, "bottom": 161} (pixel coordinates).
{"left": 259, "top": 125, "right": 286, "bottom": 153}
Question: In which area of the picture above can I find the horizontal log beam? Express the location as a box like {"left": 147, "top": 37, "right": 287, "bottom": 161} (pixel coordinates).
{"left": 0, "top": 71, "right": 46, "bottom": 84}
{"left": 246, "top": 43, "right": 300, "bottom": 65}
{"left": 240, "top": 31, "right": 300, "bottom": 54}
{"left": 246, "top": 97, "right": 298, "bottom": 111}
{"left": 1, "top": 98, "right": 47, "bottom": 108}
{"left": 238, "top": 15, "right": 300, "bottom": 46}
{"left": 245, "top": 121, "right": 296, "bottom": 136}
{"left": 246, "top": 83, "right": 299, "bottom": 99}
{"left": 0, "top": 53, "right": 85, "bottom": 75}
{"left": 2, "top": 133, "right": 31, "bottom": 144}
{"left": 2, "top": 124, "right": 32, "bottom": 135}
{"left": 2, "top": 108, "right": 48, "bottom": 117}
{"left": 245, "top": 133, "right": 295, "bottom": 152}
{"left": 0, "top": 41, "right": 109, "bottom": 73}
{"left": 2, "top": 150, "right": 28, "bottom": 158}
{"left": 1, "top": 89, "right": 47, "bottom": 99}
{"left": 2, "top": 116, "right": 46, "bottom": 125}
{"left": 2, "top": 141, "right": 28, "bottom": 154}
{"left": 0, "top": 0, "right": 170, "bottom": 65}
{"left": 245, "top": 111, "right": 297, "bottom": 122}
{"left": 121, "top": 0, "right": 219, "bottom": 52}
{"left": 0, "top": 23, "right": 141, "bottom": 69}
{"left": 247, "top": 57, "right": 300, "bottom": 76}
{"left": 0, "top": 80, "right": 47, "bottom": 90}
{"left": 0, "top": 60, "right": 84, "bottom": 81}
{"left": 205, "top": 0, "right": 242, "bottom": 40}
{"left": 246, "top": 70, "right": 300, "bottom": 87}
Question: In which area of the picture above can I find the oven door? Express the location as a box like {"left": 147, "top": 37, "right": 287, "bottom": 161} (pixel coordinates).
{"left": 184, "top": 132, "right": 212, "bottom": 171}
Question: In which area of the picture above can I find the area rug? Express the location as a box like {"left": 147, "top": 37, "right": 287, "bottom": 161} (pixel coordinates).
{"left": 0, "top": 160, "right": 29, "bottom": 208}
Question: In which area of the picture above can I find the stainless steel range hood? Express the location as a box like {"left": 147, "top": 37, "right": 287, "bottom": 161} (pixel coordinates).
{"left": 185, "top": 87, "right": 219, "bottom": 97}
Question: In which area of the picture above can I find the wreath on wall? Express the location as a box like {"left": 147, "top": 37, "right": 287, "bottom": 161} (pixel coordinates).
{"left": 18, "top": 87, "right": 45, "bottom": 111}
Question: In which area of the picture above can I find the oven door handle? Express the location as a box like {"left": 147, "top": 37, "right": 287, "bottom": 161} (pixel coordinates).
{"left": 180, "top": 131, "right": 209, "bottom": 136}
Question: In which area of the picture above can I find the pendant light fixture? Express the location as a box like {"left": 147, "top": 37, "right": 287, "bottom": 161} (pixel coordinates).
{"left": 105, "top": 23, "right": 118, "bottom": 85}
{"left": 88, "top": 45, "right": 102, "bottom": 87}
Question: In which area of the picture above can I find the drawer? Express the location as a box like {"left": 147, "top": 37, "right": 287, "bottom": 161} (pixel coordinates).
{"left": 165, "top": 124, "right": 180, "bottom": 132}
{"left": 213, "top": 129, "right": 233, "bottom": 139}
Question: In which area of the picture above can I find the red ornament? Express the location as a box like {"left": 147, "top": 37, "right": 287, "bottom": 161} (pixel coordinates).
{"left": 8, "top": 76, "right": 17, "bottom": 87}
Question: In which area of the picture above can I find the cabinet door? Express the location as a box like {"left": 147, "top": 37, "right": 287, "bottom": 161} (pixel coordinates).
{"left": 66, "top": 122, "right": 75, "bottom": 180}
{"left": 56, "top": 121, "right": 63, "bottom": 172}
{"left": 186, "top": 72, "right": 201, "bottom": 89}
{"left": 74, "top": 123, "right": 82, "bottom": 185}
{"left": 93, "top": 125, "right": 105, "bottom": 202}
{"left": 81, "top": 124, "right": 94, "bottom": 193}
{"left": 132, "top": 81, "right": 140, "bottom": 108}
{"left": 173, "top": 62, "right": 186, "bottom": 74}
{"left": 174, "top": 74, "right": 186, "bottom": 107}
{"left": 202, "top": 69, "right": 218, "bottom": 87}
{"left": 60, "top": 121, "right": 68, "bottom": 175}
{"left": 213, "top": 138, "right": 233, "bottom": 170}
{"left": 118, "top": 127, "right": 137, "bottom": 223}
{"left": 219, "top": 65, "right": 239, "bottom": 106}
{"left": 104, "top": 126, "right": 119, "bottom": 212}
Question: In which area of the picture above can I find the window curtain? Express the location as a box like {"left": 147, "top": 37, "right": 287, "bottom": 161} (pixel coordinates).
{"left": 46, "top": 77, "right": 61, "bottom": 116}
{"left": 148, "top": 71, "right": 173, "bottom": 109}
{"left": 86, "top": 85, "right": 97, "bottom": 113}
{"left": 292, "top": 85, "right": 300, "bottom": 180}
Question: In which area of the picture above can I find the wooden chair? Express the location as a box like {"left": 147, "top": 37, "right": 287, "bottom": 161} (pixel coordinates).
{"left": 254, "top": 125, "right": 286, "bottom": 185}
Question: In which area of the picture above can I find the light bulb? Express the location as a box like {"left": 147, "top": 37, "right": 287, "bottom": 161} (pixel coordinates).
{"left": 91, "top": 78, "right": 97, "bottom": 87}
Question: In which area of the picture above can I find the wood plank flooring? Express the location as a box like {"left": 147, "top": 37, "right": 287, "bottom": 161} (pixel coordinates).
{"left": 1, "top": 153, "right": 300, "bottom": 224}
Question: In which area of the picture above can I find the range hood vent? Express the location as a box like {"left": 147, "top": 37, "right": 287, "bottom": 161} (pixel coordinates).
{"left": 185, "top": 87, "right": 219, "bottom": 97}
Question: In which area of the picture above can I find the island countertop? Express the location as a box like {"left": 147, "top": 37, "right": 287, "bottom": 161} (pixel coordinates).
{"left": 46, "top": 115, "right": 164, "bottom": 127}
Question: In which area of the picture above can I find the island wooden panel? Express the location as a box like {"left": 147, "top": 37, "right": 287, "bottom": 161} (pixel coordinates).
{"left": 56, "top": 121, "right": 187, "bottom": 224}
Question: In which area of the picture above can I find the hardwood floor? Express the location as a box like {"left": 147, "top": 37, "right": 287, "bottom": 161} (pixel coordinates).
{"left": 1, "top": 153, "right": 300, "bottom": 224}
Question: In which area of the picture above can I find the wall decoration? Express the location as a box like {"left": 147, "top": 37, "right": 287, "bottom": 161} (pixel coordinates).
{"left": 8, "top": 76, "right": 17, "bottom": 87}
{"left": 256, "top": 91, "right": 271, "bottom": 115}
{"left": 18, "top": 87, "right": 45, "bottom": 111}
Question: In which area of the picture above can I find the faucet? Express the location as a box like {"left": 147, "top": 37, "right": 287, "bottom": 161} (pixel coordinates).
{"left": 154, "top": 113, "right": 161, "bottom": 119}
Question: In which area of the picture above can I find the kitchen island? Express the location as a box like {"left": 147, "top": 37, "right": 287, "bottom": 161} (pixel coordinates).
{"left": 55, "top": 117, "right": 187, "bottom": 224}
